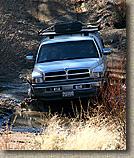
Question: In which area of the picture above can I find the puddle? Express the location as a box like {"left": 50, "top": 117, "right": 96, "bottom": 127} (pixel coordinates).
{"left": 0, "top": 77, "right": 70, "bottom": 133}
{"left": 0, "top": 76, "right": 34, "bottom": 132}
{"left": 0, "top": 108, "right": 49, "bottom": 134}
{"left": 0, "top": 99, "right": 79, "bottom": 134}
{"left": 0, "top": 81, "right": 30, "bottom": 101}
{"left": 0, "top": 107, "right": 12, "bottom": 129}
{"left": 8, "top": 110, "right": 47, "bottom": 134}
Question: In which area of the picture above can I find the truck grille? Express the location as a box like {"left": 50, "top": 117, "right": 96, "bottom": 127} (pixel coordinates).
{"left": 44, "top": 69, "right": 90, "bottom": 82}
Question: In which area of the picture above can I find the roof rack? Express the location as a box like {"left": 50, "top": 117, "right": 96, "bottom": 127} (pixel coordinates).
{"left": 38, "top": 21, "right": 100, "bottom": 36}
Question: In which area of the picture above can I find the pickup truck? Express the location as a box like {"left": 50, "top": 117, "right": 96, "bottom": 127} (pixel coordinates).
{"left": 26, "top": 21, "right": 110, "bottom": 101}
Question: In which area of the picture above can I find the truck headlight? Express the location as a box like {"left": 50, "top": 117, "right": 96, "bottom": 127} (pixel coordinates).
{"left": 32, "top": 77, "right": 43, "bottom": 83}
{"left": 93, "top": 72, "right": 100, "bottom": 77}
{"left": 90, "top": 72, "right": 104, "bottom": 78}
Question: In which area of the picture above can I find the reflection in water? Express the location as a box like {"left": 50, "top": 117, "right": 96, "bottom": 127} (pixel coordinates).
{"left": 10, "top": 110, "right": 48, "bottom": 134}
{"left": 8, "top": 98, "right": 90, "bottom": 133}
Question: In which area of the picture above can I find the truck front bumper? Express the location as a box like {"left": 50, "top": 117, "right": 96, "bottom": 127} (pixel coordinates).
{"left": 31, "top": 80, "right": 104, "bottom": 101}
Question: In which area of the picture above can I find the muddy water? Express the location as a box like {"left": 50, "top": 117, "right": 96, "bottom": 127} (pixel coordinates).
{"left": 9, "top": 110, "right": 47, "bottom": 134}
{"left": 0, "top": 79, "right": 29, "bottom": 101}
{"left": 0, "top": 77, "right": 44, "bottom": 133}
{"left": 0, "top": 78, "right": 75, "bottom": 133}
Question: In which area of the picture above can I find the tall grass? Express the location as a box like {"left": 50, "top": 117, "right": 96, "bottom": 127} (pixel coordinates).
{"left": 33, "top": 113, "right": 126, "bottom": 150}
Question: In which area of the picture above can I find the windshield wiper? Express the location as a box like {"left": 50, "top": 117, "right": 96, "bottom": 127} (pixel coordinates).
{"left": 62, "top": 57, "right": 91, "bottom": 60}
{"left": 62, "top": 57, "right": 90, "bottom": 60}
{"left": 62, "top": 57, "right": 74, "bottom": 60}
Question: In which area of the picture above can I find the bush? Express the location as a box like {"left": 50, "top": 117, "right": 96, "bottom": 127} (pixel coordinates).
{"left": 112, "top": 0, "right": 126, "bottom": 28}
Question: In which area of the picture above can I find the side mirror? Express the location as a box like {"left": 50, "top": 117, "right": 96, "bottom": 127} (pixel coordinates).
{"left": 26, "top": 56, "right": 34, "bottom": 61}
{"left": 103, "top": 48, "right": 111, "bottom": 55}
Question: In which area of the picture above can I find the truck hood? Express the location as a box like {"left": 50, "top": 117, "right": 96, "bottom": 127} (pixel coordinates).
{"left": 33, "top": 58, "right": 101, "bottom": 76}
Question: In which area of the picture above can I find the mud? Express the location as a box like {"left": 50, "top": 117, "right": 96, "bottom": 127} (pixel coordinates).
{"left": 0, "top": 76, "right": 32, "bottom": 132}
{"left": 0, "top": 76, "right": 83, "bottom": 133}
{"left": 0, "top": 77, "right": 29, "bottom": 101}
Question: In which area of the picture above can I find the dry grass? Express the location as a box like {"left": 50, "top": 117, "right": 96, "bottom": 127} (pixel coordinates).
{"left": 33, "top": 113, "right": 126, "bottom": 150}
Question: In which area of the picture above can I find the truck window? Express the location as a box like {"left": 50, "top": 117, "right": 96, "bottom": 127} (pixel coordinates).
{"left": 37, "top": 40, "right": 99, "bottom": 63}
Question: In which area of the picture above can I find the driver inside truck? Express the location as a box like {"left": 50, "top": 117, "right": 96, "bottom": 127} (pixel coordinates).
{"left": 48, "top": 47, "right": 59, "bottom": 61}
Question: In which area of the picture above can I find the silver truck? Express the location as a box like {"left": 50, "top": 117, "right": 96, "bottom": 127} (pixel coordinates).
{"left": 26, "top": 22, "right": 110, "bottom": 101}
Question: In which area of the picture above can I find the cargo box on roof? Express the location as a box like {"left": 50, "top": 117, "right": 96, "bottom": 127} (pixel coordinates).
{"left": 54, "top": 21, "right": 83, "bottom": 33}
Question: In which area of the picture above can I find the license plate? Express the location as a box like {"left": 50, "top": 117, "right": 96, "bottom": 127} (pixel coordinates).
{"left": 62, "top": 91, "right": 74, "bottom": 97}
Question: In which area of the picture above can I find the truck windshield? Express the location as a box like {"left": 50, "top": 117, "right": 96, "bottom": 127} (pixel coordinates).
{"left": 37, "top": 40, "right": 99, "bottom": 63}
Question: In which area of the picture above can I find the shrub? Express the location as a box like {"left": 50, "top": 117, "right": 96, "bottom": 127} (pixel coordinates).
{"left": 112, "top": 0, "right": 126, "bottom": 28}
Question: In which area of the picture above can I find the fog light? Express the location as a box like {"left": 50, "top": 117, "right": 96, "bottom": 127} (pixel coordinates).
{"left": 75, "top": 85, "right": 82, "bottom": 89}
{"left": 54, "top": 87, "right": 61, "bottom": 91}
